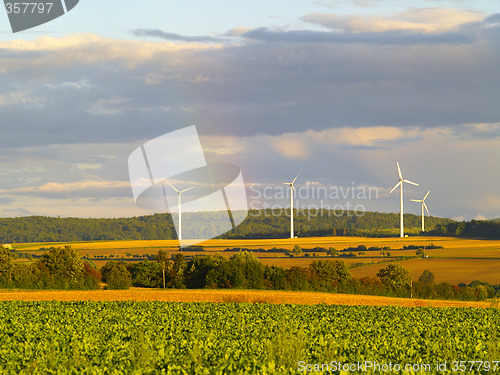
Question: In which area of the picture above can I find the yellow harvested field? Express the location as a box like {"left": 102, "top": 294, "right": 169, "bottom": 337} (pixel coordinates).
{"left": 0, "top": 289, "right": 490, "bottom": 308}
{"left": 17, "top": 236, "right": 500, "bottom": 256}
{"left": 18, "top": 240, "right": 181, "bottom": 252}
{"left": 350, "top": 258, "right": 500, "bottom": 285}
{"left": 259, "top": 257, "right": 382, "bottom": 268}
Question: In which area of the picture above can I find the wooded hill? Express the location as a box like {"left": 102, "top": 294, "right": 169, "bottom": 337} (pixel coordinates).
{"left": 0, "top": 210, "right": 457, "bottom": 243}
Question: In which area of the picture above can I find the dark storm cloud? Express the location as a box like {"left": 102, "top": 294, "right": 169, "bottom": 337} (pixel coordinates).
{"left": 132, "top": 28, "right": 222, "bottom": 43}
{"left": 1, "top": 12, "right": 500, "bottom": 148}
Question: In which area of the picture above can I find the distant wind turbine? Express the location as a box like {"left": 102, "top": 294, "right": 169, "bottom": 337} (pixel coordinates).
{"left": 390, "top": 162, "right": 418, "bottom": 238}
{"left": 166, "top": 182, "right": 195, "bottom": 242}
{"left": 283, "top": 173, "right": 299, "bottom": 239}
{"left": 411, "top": 191, "right": 430, "bottom": 232}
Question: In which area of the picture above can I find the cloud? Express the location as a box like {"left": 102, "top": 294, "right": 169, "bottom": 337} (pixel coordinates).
{"left": 456, "top": 123, "right": 500, "bottom": 139}
{"left": 242, "top": 27, "right": 471, "bottom": 45}
{"left": 272, "top": 138, "right": 309, "bottom": 159}
{"left": 318, "top": 126, "right": 407, "bottom": 147}
{"left": 262, "top": 126, "right": 450, "bottom": 153}
{"left": 73, "top": 163, "right": 102, "bottom": 171}
{"left": 1, "top": 10, "right": 500, "bottom": 220}
{"left": 132, "top": 29, "right": 222, "bottom": 43}
{"left": 201, "top": 135, "right": 245, "bottom": 156}
{"left": 0, "top": 197, "right": 146, "bottom": 218}
{"left": 224, "top": 27, "right": 252, "bottom": 36}
{"left": 303, "top": 8, "right": 483, "bottom": 33}
{"left": 0, "top": 33, "right": 219, "bottom": 74}
{"left": 87, "top": 97, "right": 131, "bottom": 115}
{"left": 0, "top": 92, "right": 44, "bottom": 108}
{"left": 0, "top": 180, "right": 131, "bottom": 197}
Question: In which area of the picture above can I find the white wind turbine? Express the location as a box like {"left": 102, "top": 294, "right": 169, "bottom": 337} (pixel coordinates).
{"left": 166, "top": 182, "right": 195, "bottom": 242}
{"left": 283, "top": 173, "right": 300, "bottom": 239}
{"left": 390, "top": 162, "right": 418, "bottom": 238}
{"left": 411, "top": 191, "right": 430, "bottom": 232}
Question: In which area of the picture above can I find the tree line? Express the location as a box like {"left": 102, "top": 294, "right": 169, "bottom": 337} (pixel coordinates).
{"left": 427, "top": 220, "right": 500, "bottom": 239}
{"left": 0, "top": 245, "right": 495, "bottom": 302}
{"left": 0, "top": 246, "right": 100, "bottom": 290}
{"left": 0, "top": 210, "right": 456, "bottom": 243}
{"left": 102, "top": 251, "right": 497, "bottom": 302}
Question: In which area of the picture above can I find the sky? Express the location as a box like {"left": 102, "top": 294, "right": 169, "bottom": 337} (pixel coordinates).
{"left": 0, "top": 0, "right": 499, "bottom": 221}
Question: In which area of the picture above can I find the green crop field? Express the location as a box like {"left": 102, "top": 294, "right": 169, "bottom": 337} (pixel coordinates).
{"left": 0, "top": 301, "right": 498, "bottom": 374}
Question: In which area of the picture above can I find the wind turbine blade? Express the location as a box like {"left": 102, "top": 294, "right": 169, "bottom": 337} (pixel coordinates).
{"left": 292, "top": 172, "right": 300, "bottom": 184}
{"left": 403, "top": 179, "right": 419, "bottom": 186}
{"left": 180, "top": 186, "right": 195, "bottom": 194}
{"left": 397, "top": 162, "right": 402, "bottom": 180}
{"left": 166, "top": 181, "right": 180, "bottom": 193}
{"left": 410, "top": 199, "right": 422, "bottom": 202}
{"left": 389, "top": 181, "right": 401, "bottom": 194}
{"left": 423, "top": 190, "right": 430, "bottom": 201}
{"left": 423, "top": 202, "right": 429, "bottom": 214}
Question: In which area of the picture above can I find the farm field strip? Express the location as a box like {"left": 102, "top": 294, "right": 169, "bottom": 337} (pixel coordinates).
{"left": 14, "top": 236, "right": 500, "bottom": 286}
{"left": 0, "top": 288, "right": 491, "bottom": 308}
{"left": 16, "top": 236, "right": 500, "bottom": 252}
{"left": 258, "top": 257, "right": 384, "bottom": 269}
{"left": 350, "top": 258, "right": 500, "bottom": 285}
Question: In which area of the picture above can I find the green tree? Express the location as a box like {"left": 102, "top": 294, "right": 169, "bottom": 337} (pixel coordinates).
{"left": 376, "top": 264, "right": 411, "bottom": 295}
{"left": 155, "top": 250, "right": 170, "bottom": 288}
{"left": 101, "top": 261, "right": 132, "bottom": 290}
{"left": 229, "top": 251, "right": 265, "bottom": 289}
{"left": 308, "top": 260, "right": 351, "bottom": 292}
{"left": 455, "top": 222, "right": 467, "bottom": 236}
{"left": 0, "top": 246, "right": 15, "bottom": 286}
{"left": 292, "top": 245, "right": 302, "bottom": 257}
{"left": 264, "top": 265, "right": 287, "bottom": 290}
{"left": 39, "top": 246, "right": 85, "bottom": 288}
{"left": 327, "top": 247, "right": 337, "bottom": 257}
{"left": 128, "top": 260, "right": 161, "bottom": 288}
{"left": 475, "top": 285, "right": 488, "bottom": 301}
{"left": 167, "top": 253, "right": 186, "bottom": 288}
{"left": 418, "top": 270, "right": 435, "bottom": 285}
{"left": 185, "top": 256, "right": 221, "bottom": 289}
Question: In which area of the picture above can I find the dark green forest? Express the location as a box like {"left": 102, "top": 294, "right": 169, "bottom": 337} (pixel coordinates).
{"left": 0, "top": 210, "right": 458, "bottom": 243}
{"left": 1, "top": 210, "right": 499, "bottom": 243}
{"left": 427, "top": 220, "right": 500, "bottom": 239}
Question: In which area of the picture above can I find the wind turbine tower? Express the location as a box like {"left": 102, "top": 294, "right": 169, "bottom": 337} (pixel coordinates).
{"left": 390, "top": 162, "right": 418, "bottom": 238}
{"left": 283, "top": 173, "right": 300, "bottom": 239}
{"left": 166, "top": 182, "right": 195, "bottom": 242}
{"left": 411, "top": 191, "right": 430, "bottom": 232}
